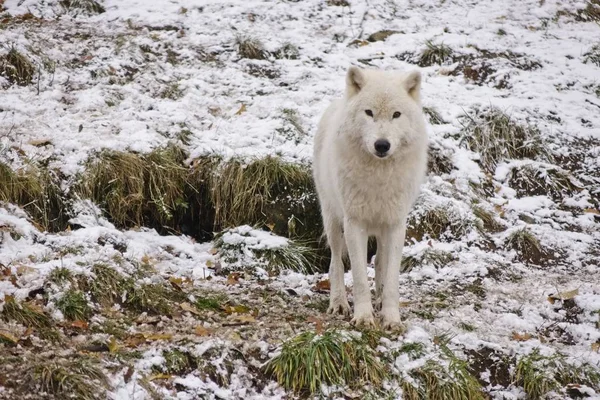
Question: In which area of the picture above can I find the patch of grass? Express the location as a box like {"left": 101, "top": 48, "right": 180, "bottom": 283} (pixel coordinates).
{"left": 401, "top": 249, "right": 456, "bottom": 272}
{"left": 514, "top": 349, "right": 600, "bottom": 399}
{"left": 215, "top": 225, "right": 319, "bottom": 274}
{"left": 78, "top": 144, "right": 192, "bottom": 231}
{"left": 195, "top": 294, "right": 226, "bottom": 311}
{"left": 402, "top": 344, "right": 485, "bottom": 400}
{"left": 583, "top": 43, "right": 600, "bottom": 67}
{"left": 160, "top": 82, "right": 184, "bottom": 100}
{"left": 497, "top": 28, "right": 507, "bottom": 35}
{"left": 87, "top": 263, "right": 129, "bottom": 306}
{"left": 33, "top": 357, "right": 109, "bottom": 400}
{"left": 459, "top": 108, "right": 551, "bottom": 174}
{"left": 0, "top": 47, "right": 35, "bottom": 86}
{"left": 47, "top": 267, "right": 74, "bottom": 286}
{"left": 505, "top": 227, "right": 549, "bottom": 265}
{"left": 0, "top": 161, "right": 68, "bottom": 231}
{"left": 398, "top": 342, "right": 426, "bottom": 360}
{"left": 55, "top": 290, "right": 92, "bottom": 321}
{"left": 236, "top": 36, "right": 268, "bottom": 60}
{"left": 274, "top": 43, "right": 300, "bottom": 60}
{"left": 275, "top": 108, "right": 306, "bottom": 145}
{"left": 427, "top": 144, "right": 454, "bottom": 175}
{"left": 153, "top": 349, "right": 196, "bottom": 375}
{"left": 407, "top": 202, "right": 472, "bottom": 242}
{"left": 578, "top": 0, "right": 600, "bottom": 22}
{"left": 423, "top": 106, "right": 446, "bottom": 125}
{"left": 327, "top": 0, "right": 350, "bottom": 6}
{"left": 264, "top": 329, "right": 387, "bottom": 394}
{"left": 473, "top": 205, "right": 505, "bottom": 233}
{"left": 127, "top": 283, "right": 184, "bottom": 315}
{"left": 203, "top": 156, "right": 316, "bottom": 236}
{"left": 367, "top": 30, "right": 402, "bottom": 42}
{"left": 507, "top": 162, "right": 580, "bottom": 201}
{"left": 418, "top": 40, "right": 453, "bottom": 67}
{"left": 1, "top": 296, "right": 52, "bottom": 329}
{"left": 459, "top": 322, "right": 476, "bottom": 332}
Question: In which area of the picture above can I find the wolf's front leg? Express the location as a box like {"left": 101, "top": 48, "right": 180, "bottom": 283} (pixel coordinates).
{"left": 380, "top": 222, "right": 406, "bottom": 330}
{"left": 344, "top": 218, "right": 375, "bottom": 327}
{"left": 325, "top": 220, "right": 350, "bottom": 316}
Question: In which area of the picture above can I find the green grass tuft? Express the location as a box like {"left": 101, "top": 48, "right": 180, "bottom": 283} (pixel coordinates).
{"left": 1, "top": 296, "right": 52, "bottom": 329}
{"left": 153, "top": 349, "right": 196, "bottom": 375}
{"left": 418, "top": 40, "right": 454, "bottom": 67}
{"left": 195, "top": 294, "right": 226, "bottom": 311}
{"left": 423, "top": 106, "right": 446, "bottom": 125}
{"left": 47, "top": 267, "right": 74, "bottom": 286}
{"left": 459, "top": 108, "right": 551, "bottom": 174}
{"left": 264, "top": 329, "right": 387, "bottom": 394}
{"left": 55, "top": 290, "right": 92, "bottom": 321}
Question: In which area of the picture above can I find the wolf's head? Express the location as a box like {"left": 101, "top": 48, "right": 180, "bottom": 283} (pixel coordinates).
{"left": 342, "top": 66, "right": 426, "bottom": 159}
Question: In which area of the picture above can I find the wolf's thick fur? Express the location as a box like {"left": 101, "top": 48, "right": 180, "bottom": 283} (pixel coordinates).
{"left": 313, "top": 67, "right": 428, "bottom": 328}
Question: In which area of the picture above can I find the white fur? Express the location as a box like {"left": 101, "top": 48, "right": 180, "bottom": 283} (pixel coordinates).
{"left": 313, "top": 67, "right": 428, "bottom": 329}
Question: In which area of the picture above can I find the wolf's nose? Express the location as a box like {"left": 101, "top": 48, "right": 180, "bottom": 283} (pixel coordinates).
{"left": 374, "top": 139, "right": 390, "bottom": 155}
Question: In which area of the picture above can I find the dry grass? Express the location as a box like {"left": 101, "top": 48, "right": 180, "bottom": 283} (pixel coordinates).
{"left": 407, "top": 203, "right": 472, "bottom": 242}
{"left": 60, "top": 0, "right": 106, "bottom": 14}
{"left": 427, "top": 144, "right": 454, "bottom": 175}
{"left": 423, "top": 106, "right": 446, "bottom": 125}
{"left": 583, "top": 43, "right": 600, "bottom": 67}
{"left": 33, "top": 357, "right": 109, "bottom": 400}
{"left": 401, "top": 249, "right": 456, "bottom": 272}
{"left": 459, "top": 108, "right": 551, "bottom": 174}
{"left": 215, "top": 226, "right": 319, "bottom": 274}
{"left": 505, "top": 227, "right": 549, "bottom": 265}
{"left": 507, "top": 162, "right": 580, "bottom": 201}
{"left": 0, "top": 161, "right": 67, "bottom": 231}
{"left": 236, "top": 36, "right": 268, "bottom": 60}
{"left": 0, "top": 47, "right": 35, "bottom": 86}
{"left": 473, "top": 204, "right": 505, "bottom": 233}
{"left": 78, "top": 144, "right": 192, "bottom": 230}
{"left": 203, "top": 156, "right": 314, "bottom": 232}
{"left": 264, "top": 329, "right": 387, "bottom": 394}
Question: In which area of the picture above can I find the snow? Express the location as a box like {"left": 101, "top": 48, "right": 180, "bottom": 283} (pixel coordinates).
{"left": 1, "top": 0, "right": 600, "bottom": 398}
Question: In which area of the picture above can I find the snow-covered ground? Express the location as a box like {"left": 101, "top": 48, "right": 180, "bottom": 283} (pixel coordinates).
{"left": 1, "top": 0, "right": 600, "bottom": 399}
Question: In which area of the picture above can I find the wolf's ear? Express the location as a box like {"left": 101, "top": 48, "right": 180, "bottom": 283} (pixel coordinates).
{"left": 403, "top": 70, "right": 421, "bottom": 102}
{"left": 346, "top": 66, "right": 365, "bottom": 97}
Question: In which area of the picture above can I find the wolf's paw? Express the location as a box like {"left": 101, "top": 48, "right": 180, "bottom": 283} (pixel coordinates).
{"left": 380, "top": 308, "right": 404, "bottom": 331}
{"left": 351, "top": 310, "right": 376, "bottom": 328}
{"left": 327, "top": 298, "right": 351, "bottom": 317}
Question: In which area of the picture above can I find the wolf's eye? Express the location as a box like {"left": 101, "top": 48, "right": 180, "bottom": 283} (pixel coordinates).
{"left": 365, "top": 110, "right": 373, "bottom": 117}
{"left": 393, "top": 111, "right": 402, "bottom": 119}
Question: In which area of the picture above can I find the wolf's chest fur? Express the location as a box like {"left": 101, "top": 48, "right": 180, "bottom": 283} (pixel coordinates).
{"left": 336, "top": 150, "right": 422, "bottom": 226}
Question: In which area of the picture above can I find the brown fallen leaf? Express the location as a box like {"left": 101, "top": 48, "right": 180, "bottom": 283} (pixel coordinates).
{"left": 511, "top": 332, "right": 533, "bottom": 341}
{"left": 194, "top": 326, "right": 211, "bottom": 336}
{"left": 235, "top": 103, "right": 247, "bottom": 115}
{"left": 124, "top": 366, "right": 134, "bottom": 383}
{"left": 314, "top": 279, "right": 331, "bottom": 292}
{"left": 71, "top": 320, "right": 89, "bottom": 330}
{"left": 227, "top": 272, "right": 241, "bottom": 285}
{"left": 143, "top": 333, "right": 173, "bottom": 341}
{"left": 180, "top": 302, "right": 202, "bottom": 316}
{"left": 592, "top": 342, "right": 599, "bottom": 353}
{"left": 306, "top": 316, "right": 324, "bottom": 334}
{"left": 584, "top": 208, "right": 600, "bottom": 215}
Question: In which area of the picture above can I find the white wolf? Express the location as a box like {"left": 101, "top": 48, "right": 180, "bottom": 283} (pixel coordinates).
{"left": 313, "top": 67, "right": 428, "bottom": 328}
